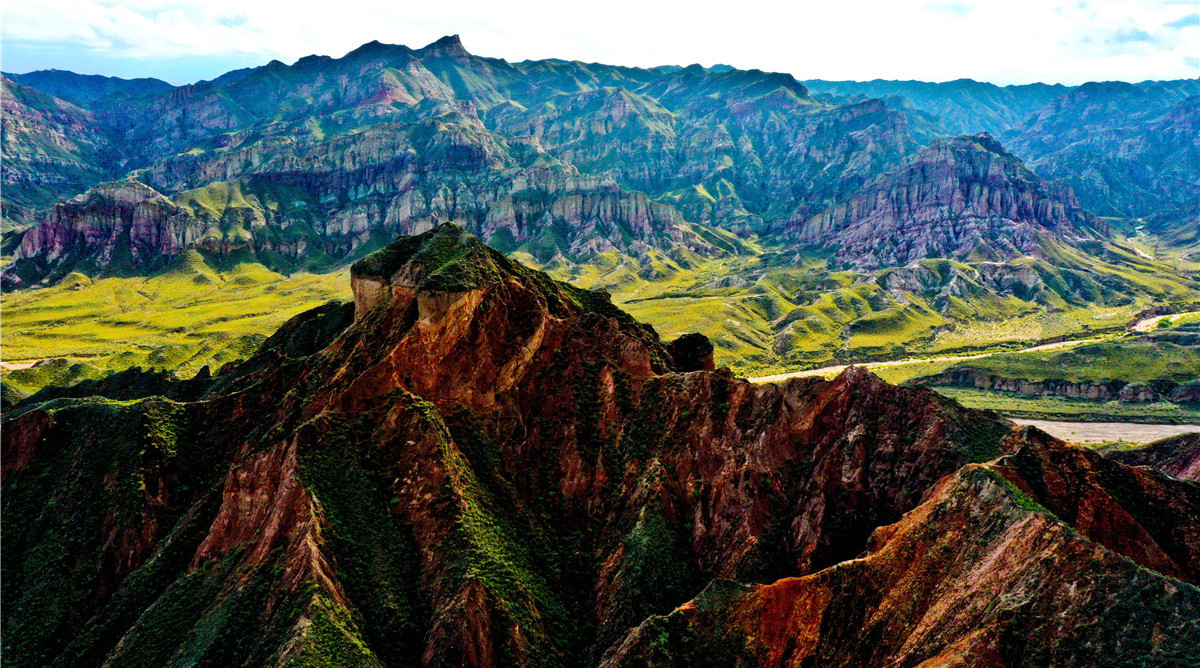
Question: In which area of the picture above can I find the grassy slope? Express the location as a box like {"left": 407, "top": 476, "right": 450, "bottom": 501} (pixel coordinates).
{"left": 537, "top": 231, "right": 1198, "bottom": 377}
{"left": 892, "top": 317, "right": 1200, "bottom": 423}
{"left": 938, "top": 338, "right": 1200, "bottom": 385}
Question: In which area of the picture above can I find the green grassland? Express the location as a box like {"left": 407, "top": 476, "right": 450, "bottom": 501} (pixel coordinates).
{"left": 929, "top": 388, "right": 1200, "bottom": 424}
{"left": 2, "top": 250, "right": 347, "bottom": 392}
{"left": 890, "top": 318, "right": 1200, "bottom": 423}
{"left": 534, "top": 230, "right": 1199, "bottom": 377}
{"left": 937, "top": 336, "right": 1200, "bottom": 386}
{"left": 4, "top": 222, "right": 1199, "bottom": 402}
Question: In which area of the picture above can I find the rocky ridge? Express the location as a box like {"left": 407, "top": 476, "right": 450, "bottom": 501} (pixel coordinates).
{"left": 1105, "top": 432, "right": 1200, "bottom": 482}
{"left": 2, "top": 225, "right": 1197, "bottom": 666}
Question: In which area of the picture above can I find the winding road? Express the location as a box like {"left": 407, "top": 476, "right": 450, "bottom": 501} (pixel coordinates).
{"left": 748, "top": 310, "right": 1195, "bottom": 385}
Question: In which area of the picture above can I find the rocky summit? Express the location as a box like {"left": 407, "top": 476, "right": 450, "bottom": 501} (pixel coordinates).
{"left": 3, "top": 225, "right": 1197, "bottom": 666}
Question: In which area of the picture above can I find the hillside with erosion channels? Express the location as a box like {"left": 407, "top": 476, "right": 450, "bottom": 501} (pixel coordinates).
{"left": 2, "top": 225, "right": 1199, "bottom": 666}
{"left": 785, "top": 133, "right": 1105, "bottom": 269}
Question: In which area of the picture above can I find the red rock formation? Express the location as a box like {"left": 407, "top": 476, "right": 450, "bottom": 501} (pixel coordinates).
{"left": 3, "top": 225, "right": 1196, "bottom": 666}
{"left": 604, "top": 432, "right": 1200, "bottom": 666}
{"left": 5, "top": 180, "right": 207, "bottom": 288}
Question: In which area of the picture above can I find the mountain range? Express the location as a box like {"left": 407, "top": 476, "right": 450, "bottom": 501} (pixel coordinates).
{"left": 3, "top": 36, "right": 1197, "bottom": 278}
{"left": 4, "top": 36, "right": 1200, "bottom": 667}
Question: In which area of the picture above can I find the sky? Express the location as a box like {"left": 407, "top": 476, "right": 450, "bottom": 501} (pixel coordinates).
{"left": 2, "top": 0, "right": 1198, "bottom": 86}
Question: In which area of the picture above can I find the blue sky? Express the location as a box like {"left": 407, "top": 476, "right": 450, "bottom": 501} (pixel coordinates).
{"left": 3, "top": 0, "right": 1197, "bottom": 85}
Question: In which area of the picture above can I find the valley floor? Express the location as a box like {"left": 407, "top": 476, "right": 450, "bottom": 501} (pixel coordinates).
{"left": 1011, "top": 418, "right": 1200, "bottom": 445}
{"left": 747, "top": 334, "right": 1107, "bottom": 384}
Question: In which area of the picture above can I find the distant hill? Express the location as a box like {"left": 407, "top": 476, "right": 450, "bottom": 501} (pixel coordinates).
{"left": 803, "top": 77, "right": 1067, "bottom": 136}
{"left": 4, "top": 69, "right": 174, "bottom": 105}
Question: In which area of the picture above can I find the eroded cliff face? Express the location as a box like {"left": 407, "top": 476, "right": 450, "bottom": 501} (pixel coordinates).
{"left": 912, "top": 367, "right": 1164, "bottom": 402}
{"left": 3, "top": 225, "right": 1197, "bottom": 667}
{"left": 2, "top": 180, "right": 210, "bottom": 288}
{"left": 789, "top": 133, "right": 1103, "bottom": 270}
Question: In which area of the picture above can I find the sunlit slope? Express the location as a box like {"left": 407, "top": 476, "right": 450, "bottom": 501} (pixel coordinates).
{"left": 539, "top": 232, "right": 1200, "bottom": 375}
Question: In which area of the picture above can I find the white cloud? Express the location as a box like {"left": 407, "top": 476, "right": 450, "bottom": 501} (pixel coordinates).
{"left": 3, "top": 0, "right": 1198, "bottom": 84}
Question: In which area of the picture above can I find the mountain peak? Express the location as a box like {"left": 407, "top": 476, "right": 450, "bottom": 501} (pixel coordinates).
{"left": 419, "top": 34, "right": 470, "bottom": 58}
{"left": 792, "top": 132, "right": 1099, "bottom": 269}
{"left": 343, "top": 39, "right": 413, "bottom": 62}
{"left": 351, "top": 223, "right": 495, "bottom": 289}
{"left": 941, "top": 131, "right": 1023, "bottom": 164}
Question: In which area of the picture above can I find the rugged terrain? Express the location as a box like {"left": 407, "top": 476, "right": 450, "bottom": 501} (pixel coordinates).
{"left": 2, "top": 37, "right": 1198, "bottom": 390}
{"left": 3, "top": 225, "right": 1198, "bottom": 666}
{"left": 806, "top": 77, "right": 1200, "bottom": 226}
{"left": 1, "top": 36, "right": 928, "bottom": 281}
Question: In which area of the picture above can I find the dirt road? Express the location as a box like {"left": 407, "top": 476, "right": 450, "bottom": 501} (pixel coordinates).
{"left": 1131, "top": 310, "right": 1200, "bottom": 333}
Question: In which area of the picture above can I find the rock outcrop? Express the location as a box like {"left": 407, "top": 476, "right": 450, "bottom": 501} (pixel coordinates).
{"left": 3, "top": 225, "right": 1197, "bottom": 666}
{"left": 1170, "top": 380, "right": 1200, "bottom": 405}
{"left": 2, "top": 180, "right": 207, "bottom": 289}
